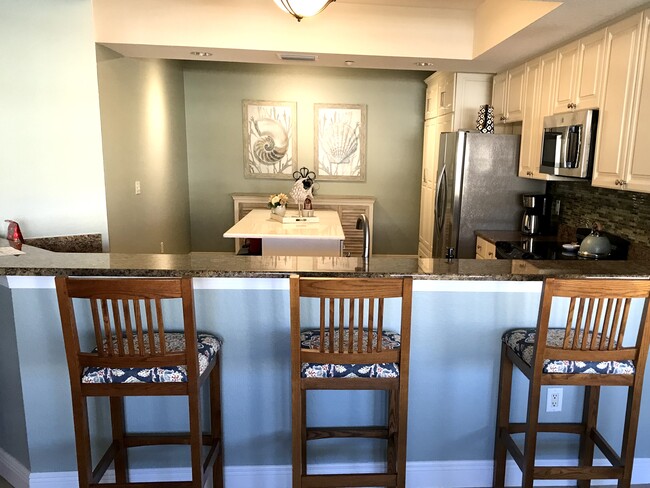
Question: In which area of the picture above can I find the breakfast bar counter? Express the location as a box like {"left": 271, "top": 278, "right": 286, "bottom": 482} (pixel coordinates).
{"left": 2, "top": 240, "right": 650, "bottom": 486}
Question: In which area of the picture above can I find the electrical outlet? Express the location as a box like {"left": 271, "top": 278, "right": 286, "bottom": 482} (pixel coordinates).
{"left": 546, "top": 387, "right": 563, "bottom": 412}
{"left": 135, "top": 180, "right": 141, "bottom": 195}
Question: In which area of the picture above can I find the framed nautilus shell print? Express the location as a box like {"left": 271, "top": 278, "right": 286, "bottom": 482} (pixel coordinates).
{"left": 314, "top": 103, "right": 367, "bottom": 181}
{"left": 243, "top": 100, "right": 298, "bottom": 179}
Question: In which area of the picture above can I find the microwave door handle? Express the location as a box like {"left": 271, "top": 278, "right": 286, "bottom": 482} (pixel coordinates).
{"left": 565, "top": 127, "right": 580, "bottom": 168}
{"left": 436, "top": 165, "right": 447, "bottom": 232}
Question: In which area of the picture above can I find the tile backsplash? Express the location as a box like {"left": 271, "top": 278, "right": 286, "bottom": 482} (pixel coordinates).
{"left": 548, "top": 181, "right": 650, "bottom": 256}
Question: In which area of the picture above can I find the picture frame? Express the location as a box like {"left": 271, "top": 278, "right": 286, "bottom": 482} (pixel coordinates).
{"left": 314, "top": 103, "right": 367, "bottom": 181}
{"left": 243, "top": 100, "right": 297, "bottom": 179}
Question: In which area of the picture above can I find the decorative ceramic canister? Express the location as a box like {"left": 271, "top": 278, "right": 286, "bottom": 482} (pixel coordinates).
{"left": 476, "top": 104, "right": 495, "bottom": 133}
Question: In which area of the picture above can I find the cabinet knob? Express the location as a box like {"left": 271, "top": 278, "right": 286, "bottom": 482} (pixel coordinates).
{"left": 620, "top": 180, "right": 627, "bottom": 186}
{"left": 567, "top": 102, "right": 577, "bottom": 109}
{"left": 500, "top": 116, "right": 507, "bottom": 122}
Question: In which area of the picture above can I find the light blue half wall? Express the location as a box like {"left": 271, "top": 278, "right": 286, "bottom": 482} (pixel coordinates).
{"left": 4, "top": 278, "right": 650, "bottom": 474}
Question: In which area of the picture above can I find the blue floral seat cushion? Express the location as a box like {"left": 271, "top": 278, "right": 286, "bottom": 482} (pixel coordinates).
{"left": 81, "top": 333, "right": 222, "bottom": 384}
{"left": 503, "top": 328, "right": 635, "bottom": 375}
{"left": 300, "top": 329, "right": 401, "bottom": 378}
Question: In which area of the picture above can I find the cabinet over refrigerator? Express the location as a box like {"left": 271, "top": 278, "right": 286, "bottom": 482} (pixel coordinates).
{"left": 432, "top": 131, "right": 545, "bottom": 258}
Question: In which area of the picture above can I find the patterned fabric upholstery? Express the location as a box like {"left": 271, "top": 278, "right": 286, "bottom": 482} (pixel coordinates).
{"left": 81, "top": 333, "right": 222, "bottom": 384}
{"left": 300, "top": 329, "right": 400, "bottom": 378}
{"left": 503, "top": 328, "right": 635, "bottom": 375}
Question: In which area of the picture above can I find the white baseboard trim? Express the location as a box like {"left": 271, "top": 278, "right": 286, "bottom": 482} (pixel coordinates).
{"left": 0, "top": 449, "right": 30, "bottom": 488}
{"left": 2, "top": 453, "right": 649, "bottom": 488}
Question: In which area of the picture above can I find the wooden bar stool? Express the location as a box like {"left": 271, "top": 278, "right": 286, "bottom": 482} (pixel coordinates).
{"left": 55, "top": 277, "right": 223, "bottom": 488}
{"left": 493, "top": 278, "right": 650, "bottom": 488}
{"left": 289, "top": 275, "right": 413, "bottom": 488}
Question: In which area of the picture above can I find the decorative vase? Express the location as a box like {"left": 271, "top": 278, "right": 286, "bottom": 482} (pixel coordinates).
{"left": 272, "top": 205, "right": 286, "bottom": 217}
{"left": 476, "top": 104, "right": 495, "bottom": 133}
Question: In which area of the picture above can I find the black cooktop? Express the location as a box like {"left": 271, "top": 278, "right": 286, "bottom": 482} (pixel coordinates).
{"left": 495, "top": 229, "right": 630, "bottom": 260}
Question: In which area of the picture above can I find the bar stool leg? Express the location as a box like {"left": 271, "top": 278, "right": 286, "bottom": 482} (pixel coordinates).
{"left": 188, "top": 383, "right": 203, "bottom": 487}
{"left": 578, "top": 386, "right": 600, "bottom": 488}
{"left": 110, "top": 397, "right": 129, "bottom": 483}
{"left": 210, "top": 352, "right": 224, "bottom": 488}
{"left": 71, "top": 394, "right": 93, "bottom": 487}
{"left": 493, "top": 343, "right": 513, "bottom": 488}
{"left": 619, "top": 382, "right": 644, "bottom": 488}
{"left": 387, "top": 389, "right": 398, "bottom": 474}
{"left": 522, "top": 378, "right": 542, "bottom": 488}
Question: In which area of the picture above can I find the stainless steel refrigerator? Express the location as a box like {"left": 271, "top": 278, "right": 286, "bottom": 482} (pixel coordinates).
{"left": 433, "top": 131, "right": 546, "bottom": 258}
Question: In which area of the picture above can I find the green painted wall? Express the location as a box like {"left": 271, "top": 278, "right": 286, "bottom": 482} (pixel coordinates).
{"left": 184, "top": 62, "right": 428, "bottom": 254}
{"left": 96, "top": 46, "right": 192, "bottom": 254}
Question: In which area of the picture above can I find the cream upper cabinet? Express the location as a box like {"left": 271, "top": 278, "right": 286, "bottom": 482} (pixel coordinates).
{"left": 492, "top": 72, "right": 507, "bottom": 123}
{"left": 592, "top": 13, "right": 644, "bottom": 191}
{"left": 625, "top": 11, "right": 650, "bottom": 193}
{"left": 505, "top": 64, "right": 525, "bottom": 122}
{"left": 425, "top": 72, "right": 455, "bottom": 120}
{"left": 553, "top": 30, "right": 605, "bottom": 113}
{"left": 519, "top": 51, "right": 562, "bottom": 180}
{"left": 492, "top": 65, "right": 525, "bottom": 124}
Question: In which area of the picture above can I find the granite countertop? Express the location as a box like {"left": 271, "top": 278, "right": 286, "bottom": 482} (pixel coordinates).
{"left": 1, "top": 238, "right": 650, "bottom": 281}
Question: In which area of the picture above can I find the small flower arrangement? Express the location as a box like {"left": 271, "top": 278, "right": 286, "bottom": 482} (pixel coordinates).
{"left": 267, "top": 193, "right": 289, "bottom": 209}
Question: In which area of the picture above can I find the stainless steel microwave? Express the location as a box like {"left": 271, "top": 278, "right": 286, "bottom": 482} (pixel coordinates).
{"left": 540, "top": 109, "right": 598, "bottom": 178}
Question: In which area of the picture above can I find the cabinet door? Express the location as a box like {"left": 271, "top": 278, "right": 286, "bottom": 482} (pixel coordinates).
{"left": 554, "top": 41, "right": 579, "bottom": 113}
{"left": 520, "top": 52, "right": 559, "bottom": 180}
{"left": 592, "top": 13, "right": 643, "bottom": 190}
{"left": 418, "top": 119, "right": 437, "bottom": 257}
{"left": 437, "top": 72, "right": 455, "bottom": 116}
{"left": 575, "top": 29, "right": 605, "bottom": 109}
{"left": 492, "top": 72, "right": 507, "bottom": 123}
{"left": 506, "top": 64, "right": 526, "bottom": 122}
{"left": 418, "top": 114, "right": 453, "bottom": 258}
{"left": 425, "top": 76, "right": 440, "bottom": 120}
{"left": 519, "top": 59, "right": 541, "bottom": 177}
{"left": 625, "top": 11, "right": 650, "bottom": 193}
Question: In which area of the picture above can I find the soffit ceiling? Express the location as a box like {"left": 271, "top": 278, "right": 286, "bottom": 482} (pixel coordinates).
{"left": 94, "top": 0, "right": 650, "bottom": 73}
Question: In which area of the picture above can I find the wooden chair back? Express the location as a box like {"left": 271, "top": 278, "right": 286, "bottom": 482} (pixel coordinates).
{"left": 290, "top": 275, "right": 413, "bottom": 368}
{"left": 55, "top": 277, "right": 199, "bottom": 383}
{"left": 534, "top": 278, "right": 650, "bottom": 376}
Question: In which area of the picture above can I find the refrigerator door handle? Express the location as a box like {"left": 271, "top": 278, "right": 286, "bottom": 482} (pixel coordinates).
{"left": 436, "top": 165, "right": 447, "bottom": 232}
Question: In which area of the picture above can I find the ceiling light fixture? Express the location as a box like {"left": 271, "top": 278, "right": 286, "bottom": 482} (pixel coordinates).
{"left": 273, "top": 0, "right": 336, "bottom": 22}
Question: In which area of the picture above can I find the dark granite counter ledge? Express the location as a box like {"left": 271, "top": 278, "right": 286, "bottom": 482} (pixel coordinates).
{"left": 2, "top": 239, "right": 650, "bottom": 280}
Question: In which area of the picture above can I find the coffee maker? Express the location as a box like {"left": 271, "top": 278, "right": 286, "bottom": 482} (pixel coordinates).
{"left": 521, "top": 194, "right": 551, "bottom": 235}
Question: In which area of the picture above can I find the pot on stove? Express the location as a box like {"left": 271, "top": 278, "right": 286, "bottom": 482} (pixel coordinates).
{"left": 578, "top": 222, "right": 611, "bottom": 259}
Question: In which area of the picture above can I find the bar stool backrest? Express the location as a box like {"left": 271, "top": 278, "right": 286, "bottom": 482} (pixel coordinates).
{"left": 291, "top": 276, "right": 412, "bottom": 367}
{"left": 55, "top": 277, "right": 200, "bottom": 383}
{"left": 535, "top": 278, "right": 650, "bottom": 376}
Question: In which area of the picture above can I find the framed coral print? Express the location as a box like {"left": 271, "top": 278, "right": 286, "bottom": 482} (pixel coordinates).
{"left": 243, "top": 100, "right": 297, "bottom": 179}
{"left": 314, "top": 103, "right": 367, "bottom": 181}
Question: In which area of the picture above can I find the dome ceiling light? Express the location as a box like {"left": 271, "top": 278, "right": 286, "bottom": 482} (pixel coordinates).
{"left": 273, "top": 0, "right": 336, "bottom": 22}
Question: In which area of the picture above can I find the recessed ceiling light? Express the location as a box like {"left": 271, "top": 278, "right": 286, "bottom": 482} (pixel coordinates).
{"left": 415, "top": 62, "right": 434, "bottom": 67}
{"left": 344, "top": 60, "right": 355, "bottom": 66}
{"left": 190, "top": 51, "right": 213, "bottom": 57}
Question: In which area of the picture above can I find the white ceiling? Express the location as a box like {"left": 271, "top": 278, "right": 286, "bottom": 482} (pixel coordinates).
{"left": 95, "top": 0, "right": 650, "bottom": 73}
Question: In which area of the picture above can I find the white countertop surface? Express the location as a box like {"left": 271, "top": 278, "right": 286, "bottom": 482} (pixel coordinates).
{"left": 223, "top": 209, "right": 345, "bottom": 241}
